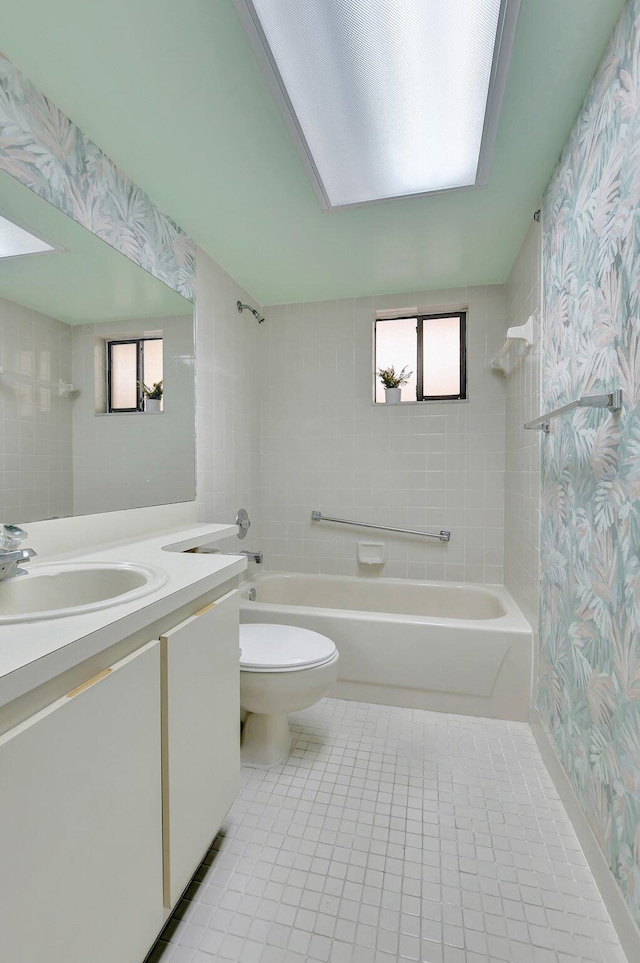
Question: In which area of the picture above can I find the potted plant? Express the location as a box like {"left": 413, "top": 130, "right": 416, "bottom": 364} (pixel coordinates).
{"left": 377, "top": 365, "right": 411, "bottom": 404}
{"left": 140, "top": 379, "right": 163, "bottom": 412}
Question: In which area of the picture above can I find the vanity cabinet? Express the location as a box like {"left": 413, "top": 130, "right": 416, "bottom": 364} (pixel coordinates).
{"left": 0, "top": 567, "right": 242, "bottom": 963}
{"left": 161, "top": 588, "right": 240, "bottom": 906}
{"left": 0, "top": 641, "right": 164, "bottom": 963}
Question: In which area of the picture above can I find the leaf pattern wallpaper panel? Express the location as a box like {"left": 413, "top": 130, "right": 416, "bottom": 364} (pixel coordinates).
{"left": 0, "top": 53, "right": 195, "bottom": 300}
{"left": 540, "top": 0, "right": 640, "bottom": 927}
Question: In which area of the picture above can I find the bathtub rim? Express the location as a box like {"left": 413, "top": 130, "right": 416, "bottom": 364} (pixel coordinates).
{"left": 240, "top": 571, "right": 531, "bottom": 633}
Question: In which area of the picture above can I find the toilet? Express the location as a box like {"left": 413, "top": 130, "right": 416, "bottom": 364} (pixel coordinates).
{"left": 239, "top": 623, "right": 339, "bottom": 766}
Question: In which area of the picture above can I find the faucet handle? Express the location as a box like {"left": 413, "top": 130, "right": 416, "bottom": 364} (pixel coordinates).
{"left": 0, "top": 524, "right": 28, "bottom": 551}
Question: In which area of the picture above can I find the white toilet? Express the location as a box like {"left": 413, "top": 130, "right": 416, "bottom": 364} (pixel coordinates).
{"left": 239, "top": 623, "right": 339, "bottom": 766}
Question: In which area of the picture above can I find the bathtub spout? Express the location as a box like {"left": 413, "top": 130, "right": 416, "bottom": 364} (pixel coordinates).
{"left": 192, "top": 546, "right": 264, "bottom": 564}
{"left": 240, "top": 550, "right": 263, "bottom": 564}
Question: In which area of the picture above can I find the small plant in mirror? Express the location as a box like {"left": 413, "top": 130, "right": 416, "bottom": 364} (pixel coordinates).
{"left": 377, "top": 365, "right": 411, "bottom": 389}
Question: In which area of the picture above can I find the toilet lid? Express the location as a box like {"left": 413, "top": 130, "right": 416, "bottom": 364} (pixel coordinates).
{"left": 240, "top": 623, "right": 337, "bottom": 670}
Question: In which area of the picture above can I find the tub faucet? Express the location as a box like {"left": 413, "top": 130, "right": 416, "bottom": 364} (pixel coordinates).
{"left": 0, "top": 525, "right": 37, "bottom": 580}
{"left": 240, "top": 550, "right": 263, "bottom": 564}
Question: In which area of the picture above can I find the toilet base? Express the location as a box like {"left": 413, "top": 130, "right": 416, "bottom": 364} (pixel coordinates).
{"left": 241, "top": 710, "right": 292, "bottom": 767}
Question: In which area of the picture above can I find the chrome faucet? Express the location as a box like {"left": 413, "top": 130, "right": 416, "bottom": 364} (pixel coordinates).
{"left": 239, "top": 550, "right": 263, "bottom": 564}
{"left": 191, "top": 546, "right": 263, "bottom": 564}
{"left": 0, "top": 525, "right": 37, "bottom": 581}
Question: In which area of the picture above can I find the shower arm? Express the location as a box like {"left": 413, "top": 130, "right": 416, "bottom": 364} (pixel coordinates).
{"left": 237, "top": 300, "right": 265, "bottom": 323}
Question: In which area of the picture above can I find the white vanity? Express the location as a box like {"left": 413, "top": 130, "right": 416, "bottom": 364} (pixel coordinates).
{"left": 0, "top": 519, "right": 246, "bottom": 963}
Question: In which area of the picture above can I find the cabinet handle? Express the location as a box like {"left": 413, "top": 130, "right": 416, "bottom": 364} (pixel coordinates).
{"left": 193, "top": 587, "right": 239, "bottom": 618}
{"left": 193, "top": 600, "right": 218, "bottom": 618}
{"left": 66, "top": 668, "right": 112, "bottom": 699}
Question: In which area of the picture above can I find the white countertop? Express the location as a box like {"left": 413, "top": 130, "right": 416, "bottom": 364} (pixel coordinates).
{"left": 0, "top": 523, "right": 247, "bottom": 708}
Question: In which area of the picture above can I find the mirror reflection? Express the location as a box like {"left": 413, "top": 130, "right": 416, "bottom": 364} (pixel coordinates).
{"left": 0, "top": 169, "right": 195, "bottom": 522}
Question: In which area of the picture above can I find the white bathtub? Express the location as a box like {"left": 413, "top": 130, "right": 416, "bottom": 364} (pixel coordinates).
{"left": 240, "top": 573, "right": 532, "bottom": 721}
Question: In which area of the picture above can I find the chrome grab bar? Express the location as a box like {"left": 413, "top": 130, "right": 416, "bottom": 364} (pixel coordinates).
{"left": 311, "top": 511, "right": 450, "bottom": 542}
{"left": 524, "top": 389, "right": 622, "bottom": 433}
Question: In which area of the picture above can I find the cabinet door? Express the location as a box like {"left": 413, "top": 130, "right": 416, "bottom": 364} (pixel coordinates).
{"left": 0, "top": 641, "right": 164, "bottom": 963}
{"left": 161, "top": 588, "right": 240, "bottom": 907}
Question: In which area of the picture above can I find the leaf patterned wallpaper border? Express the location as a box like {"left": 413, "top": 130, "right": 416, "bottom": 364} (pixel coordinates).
{"left": 0, "top": 53, "right": 195, "bottom": 301}
{"left": 539, "top": 0, "right": 640, "bottom": 928}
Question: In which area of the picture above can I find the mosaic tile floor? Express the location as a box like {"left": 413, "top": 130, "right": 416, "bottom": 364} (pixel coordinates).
{"left": 148, "top": 699, "right": 627, "bottom": 963}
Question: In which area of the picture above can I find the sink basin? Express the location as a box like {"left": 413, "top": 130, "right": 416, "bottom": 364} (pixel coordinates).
{"left": 0, "top": 561, "right": 168, "bottom": 624}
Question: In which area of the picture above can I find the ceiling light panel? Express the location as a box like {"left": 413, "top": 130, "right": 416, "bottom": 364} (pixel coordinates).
{"left": 235, "top": 0, "right": 519, "bottom": 208}
{"left": 0, "top": 215, "right": 54, "bottom": 258}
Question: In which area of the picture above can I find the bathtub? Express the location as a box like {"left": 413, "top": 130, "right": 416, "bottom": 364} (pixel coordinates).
{"left": 240, "top": 573, "right": 532, "bottom": 721}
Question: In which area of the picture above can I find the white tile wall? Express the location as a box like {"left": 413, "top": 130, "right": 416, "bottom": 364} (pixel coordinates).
{"left": 195, "top": 248, "right": 263, "bottom": 555}
{"left": 504, "top": 222, "right": 542, "bottom": 633}
{"left": 71, "top": 314, "right": 195, "bottom": 515}
{"left": 259, "top": 287, "right": 508, "bottom": 583}
{"left": 148, "top": 698, "right": 627, "bottom": 963}
{"left": 0, "top": 296, "right": 73, "bottom": 521}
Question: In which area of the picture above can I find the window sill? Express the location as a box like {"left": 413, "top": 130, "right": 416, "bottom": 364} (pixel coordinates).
{"left": 93, "top": 411, "right": 164, "bottom": 417}
{"left": 372, "top": 398, "right": 468, "bottom": 407}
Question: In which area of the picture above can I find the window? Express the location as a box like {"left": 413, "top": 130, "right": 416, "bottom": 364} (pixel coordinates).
{"left": 107, "top": 337, "right": 163, "bottom": 412}
{"left": 374, "top": 311, "right": 466, "bottom": 403}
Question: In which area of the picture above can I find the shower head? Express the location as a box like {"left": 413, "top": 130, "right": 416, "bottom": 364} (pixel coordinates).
{"left": 237, "top": 300, "right": 265, "bottom": 324}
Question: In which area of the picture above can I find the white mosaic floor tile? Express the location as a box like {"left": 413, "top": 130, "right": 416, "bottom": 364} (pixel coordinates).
{"left": 148, "top": 699, "right": 628, "bottom": 963}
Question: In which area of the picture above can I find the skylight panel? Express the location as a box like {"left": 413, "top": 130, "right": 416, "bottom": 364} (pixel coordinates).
{"left": 0, "top": 214, "right": 55, "bottom": 259}
{"left": 234, "top": 0, "right": 520, "bottom": 208}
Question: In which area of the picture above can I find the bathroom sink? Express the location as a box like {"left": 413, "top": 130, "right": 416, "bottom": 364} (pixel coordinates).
{"left": 0, "top": 561, "right": 168, "bottom": 624}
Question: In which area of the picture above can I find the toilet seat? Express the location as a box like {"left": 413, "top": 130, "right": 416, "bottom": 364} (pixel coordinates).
{"left": 240, "top": 623, "right": 337, "bottom": 672}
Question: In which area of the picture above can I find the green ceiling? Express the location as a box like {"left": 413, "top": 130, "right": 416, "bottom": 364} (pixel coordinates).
{"left": 0, "top": 171, "right": 190, "bottom": 324}
{"left": 0, "top": 0, "right": 626, "bottom": 305}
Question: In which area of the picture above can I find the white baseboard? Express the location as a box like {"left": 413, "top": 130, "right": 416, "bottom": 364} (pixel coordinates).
{"left": 531, "top": 709, "right": 640, "bottom": 963}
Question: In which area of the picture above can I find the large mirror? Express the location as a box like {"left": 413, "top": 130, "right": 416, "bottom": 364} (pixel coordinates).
{"left": 0, "top": 169, "right": 195, "bottom": 522}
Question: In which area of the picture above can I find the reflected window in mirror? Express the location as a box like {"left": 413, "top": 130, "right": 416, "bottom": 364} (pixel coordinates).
{"left": 107, "top": 337, "right": 163, "bottom": 413}
{"left": 0, "top": 165, "right": 195, "bottom": 521}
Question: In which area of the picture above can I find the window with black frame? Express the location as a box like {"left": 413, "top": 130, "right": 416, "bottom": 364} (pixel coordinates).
{"left": 107, "top": 337, "right": 163, "bottom": 412}
{"left": 374, "top": 311, "right": 466, "bottom": 403}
